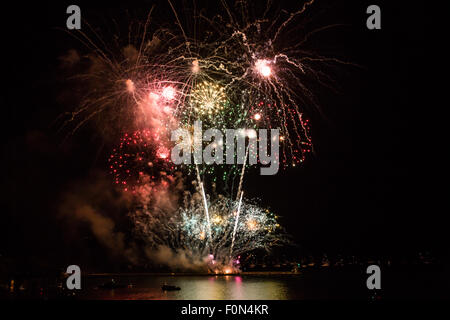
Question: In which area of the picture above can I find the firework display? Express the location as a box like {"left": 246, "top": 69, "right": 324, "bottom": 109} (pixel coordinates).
{"left": 131, "top": 192, "right": 287, "bottom": 272}
{"left": 61, "top": 0, "right": 348, "bottom": 272}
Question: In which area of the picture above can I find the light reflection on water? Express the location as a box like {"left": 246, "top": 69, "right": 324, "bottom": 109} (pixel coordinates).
{"left": 82, "top": 275, "right": 296, "bottom": 300}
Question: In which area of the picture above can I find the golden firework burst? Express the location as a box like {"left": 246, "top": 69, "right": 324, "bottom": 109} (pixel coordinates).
{"left": 190, "top": 81, "right": 226, "bottom": 115}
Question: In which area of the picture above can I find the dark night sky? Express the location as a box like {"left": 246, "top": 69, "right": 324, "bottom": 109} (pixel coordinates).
{"left": 0, "top": 1, "right": 440, "bottom": 269}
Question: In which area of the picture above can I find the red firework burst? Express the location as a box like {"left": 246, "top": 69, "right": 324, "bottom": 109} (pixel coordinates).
{"left": 108, "top": 129, "right": 174, "bottom": 193}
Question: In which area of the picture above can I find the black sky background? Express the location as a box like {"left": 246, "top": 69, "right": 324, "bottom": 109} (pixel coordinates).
{"left": 0, "top": 1, "right": 440, "bottom": 270}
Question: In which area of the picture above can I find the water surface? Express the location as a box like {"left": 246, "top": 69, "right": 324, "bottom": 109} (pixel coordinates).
{"left": 80, "top": 272, "right": 365, "bottom": 300}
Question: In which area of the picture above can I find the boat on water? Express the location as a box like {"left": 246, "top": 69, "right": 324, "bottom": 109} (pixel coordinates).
{"left": 161, "top": 284, "right": 181, "bottom": 291}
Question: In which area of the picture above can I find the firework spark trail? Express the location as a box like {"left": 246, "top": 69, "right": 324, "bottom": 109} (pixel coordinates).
{"left": 236, "top": 144, "right": 250, "bottom": 201}
{"left": 196, "top": 164, "right": 212, "bottom": 246}
{"left": 229, "top": 190, "right": 244, "bottom": 259}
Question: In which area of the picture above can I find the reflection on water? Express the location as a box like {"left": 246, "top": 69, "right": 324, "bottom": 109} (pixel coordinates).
{"left": 5, "top": 269, "right": 447, "bottom": 300}
{"left": 81, "top": 275, "right": 296, "bottom": 300}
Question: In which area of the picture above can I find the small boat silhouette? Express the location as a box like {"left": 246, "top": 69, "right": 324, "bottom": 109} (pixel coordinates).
{"left": 161, "top": 284, "right": 181, "bottom": 291}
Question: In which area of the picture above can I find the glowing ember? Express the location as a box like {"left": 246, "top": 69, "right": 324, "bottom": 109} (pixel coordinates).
{"left": 125, "top": 79, "right": 135, "bottom": 93}
{"left": 246, "top": 219, "right": 258, "bottom": 231}
{"left": 192, "top": 59, "right": 200, "bottom": 73}
{"left": 162, "top": 86, "right": 176, "bottom": 100}
{"left": 157, "top": 147, "right": 169, "bottom": 159}
{"left": 255, "top": 59, "right": 272, "bottom": 77}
